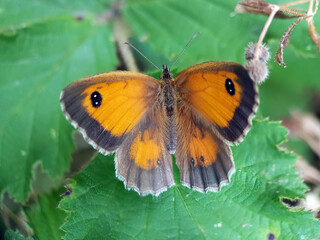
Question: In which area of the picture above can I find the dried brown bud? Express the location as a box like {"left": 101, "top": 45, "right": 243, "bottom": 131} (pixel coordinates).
{"left": 245, "top": 42, "right": 270, "bottom": 62}
{"left": 245, "top": 59, "right": 269, "bottom": 84}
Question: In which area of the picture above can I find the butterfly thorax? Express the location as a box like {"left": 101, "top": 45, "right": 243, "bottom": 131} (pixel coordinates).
{"left": 160, "top": 65, "right": 177, "bottom": 154}
{"left": 160, "top": 67, "right": 175, "bottom": 117}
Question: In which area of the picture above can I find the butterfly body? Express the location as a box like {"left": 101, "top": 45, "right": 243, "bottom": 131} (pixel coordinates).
{"left": 60, "top": 61, "right": 258, "bottom": 196}
{"left": 159, "top": 65, "right": 178, "bottom": 154}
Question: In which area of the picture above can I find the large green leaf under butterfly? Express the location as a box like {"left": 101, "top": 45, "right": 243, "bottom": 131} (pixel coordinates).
{"left": 60, "top": 120, "right": 320, "bottom": 240}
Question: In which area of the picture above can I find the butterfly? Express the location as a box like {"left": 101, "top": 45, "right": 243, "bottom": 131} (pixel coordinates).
{"left": 60, "top": 61, "right": 258, "bottom": 196}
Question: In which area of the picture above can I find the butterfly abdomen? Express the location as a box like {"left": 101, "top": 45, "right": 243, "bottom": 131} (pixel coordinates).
{"left": 160, "top": 76, "right": 178, "bottom": 154}
{"left": 166, "top": 113, "right": 177, "bottom": 154}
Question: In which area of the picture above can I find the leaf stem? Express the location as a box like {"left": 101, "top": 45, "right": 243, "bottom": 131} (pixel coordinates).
{"left": 113, "top": 0, "right": 139, "bottom": 72}
{"left": 253, "top": 4, "right": 280, "bottom": 60}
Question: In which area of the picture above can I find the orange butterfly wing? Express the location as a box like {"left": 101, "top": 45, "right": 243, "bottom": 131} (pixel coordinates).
{"left": 60, "top": 72, "right": 174, "bottom": 195}
{"left": 60, "top": 72, "right": 159, "bottom": 153}
{"left": 174, "top": 61, "right": 257, "bottom": 191}
{"left": 175, "top": 61, "right": 258, "bottom": 143}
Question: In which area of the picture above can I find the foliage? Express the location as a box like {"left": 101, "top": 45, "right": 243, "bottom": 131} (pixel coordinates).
{"left": 59, "top": 120, "right": 318, "bottom": 240}
{"left": 0, "top": 0, "right": 319, "bottom": 239}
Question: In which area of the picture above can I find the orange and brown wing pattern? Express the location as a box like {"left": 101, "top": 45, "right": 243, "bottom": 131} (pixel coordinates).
{"left": 116, "top": 106, "right": 174, "bottom": 196}
{"left": 176, "top": 103, "right": 234, "bottom": 192}
{"left": 175, "top": 61, "right": 258, "bottom": 143}
{"left": 60, "top": 71, "right": 160, "bottom": 154}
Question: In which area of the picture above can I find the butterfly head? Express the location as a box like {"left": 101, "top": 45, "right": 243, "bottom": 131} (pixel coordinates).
{"left": 161, "top": 64, "right": 173, "bottom": 81}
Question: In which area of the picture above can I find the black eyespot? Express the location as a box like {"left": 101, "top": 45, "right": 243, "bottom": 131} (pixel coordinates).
{"left": 191, "top": 157, "right": 195, "bottom": 166}
{"left": 225, "top": 78, "right": 235, "bottom": 96}
{"left": 200, "top": 156, "right": 204, "bottom": 162}
{"left": 90, "top": 91, "right": 102, "bottom": 108}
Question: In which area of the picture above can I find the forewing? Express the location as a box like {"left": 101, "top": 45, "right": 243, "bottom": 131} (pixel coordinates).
{"left": 60, "top": 71, "right": 159, "bottom": 154}
{"left": 175, "top": 61, "right": 258, "bottom": 143}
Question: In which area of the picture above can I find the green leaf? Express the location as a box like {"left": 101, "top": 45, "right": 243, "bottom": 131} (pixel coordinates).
{"left": 60, "top": 120, "right": 320, "bottom": 240}
{"left": 123, "top": 0, "right": 258, "bottom": 68}
{"left": 4, "top": 230, "right": 33, "bottom": 240}
{"left": 260, "top": 45, "right": 320, "bottom": 118}
{"left": 0, "top": 17, "right": 117, "bottom": 202}
{"left": 0, "top": 0, "right": 113, "bottom": 35}
{"left": 24, "top": 189, "right": 66, "bottom": 240}
{"left": 123, "top": 0, "right": 319, "bottom": 71}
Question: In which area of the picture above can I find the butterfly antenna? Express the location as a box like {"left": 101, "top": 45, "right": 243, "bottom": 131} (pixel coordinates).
{"left": 169, "top": 32, "right": 200, "bottom": 71}
{"left": 124, "top": 42, "right": 161, "bottom": 71}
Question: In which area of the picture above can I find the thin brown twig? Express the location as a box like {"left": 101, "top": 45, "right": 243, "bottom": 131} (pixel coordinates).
{"left": 280, "top": 0, "right": 310, "bottom": 8}
{"left": 1, "top": 203, "right": 30, "bottom": 236}
{"left": 279, "top": 6, "right": 307, "bottom": 17}
{"left": 296, "top": 158, "right": 320, "bottom": 184}
{"left": 253, "top": 4, "right": 279, "bottom": 60}
{"left": 113, "top": 0, "right": 139, "bottom": 72}
{"left": 283, "top": 111, "right": 320, "bottom": 158}
{"left": 307, "top": 0, "right": 320, "bottom": 51}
